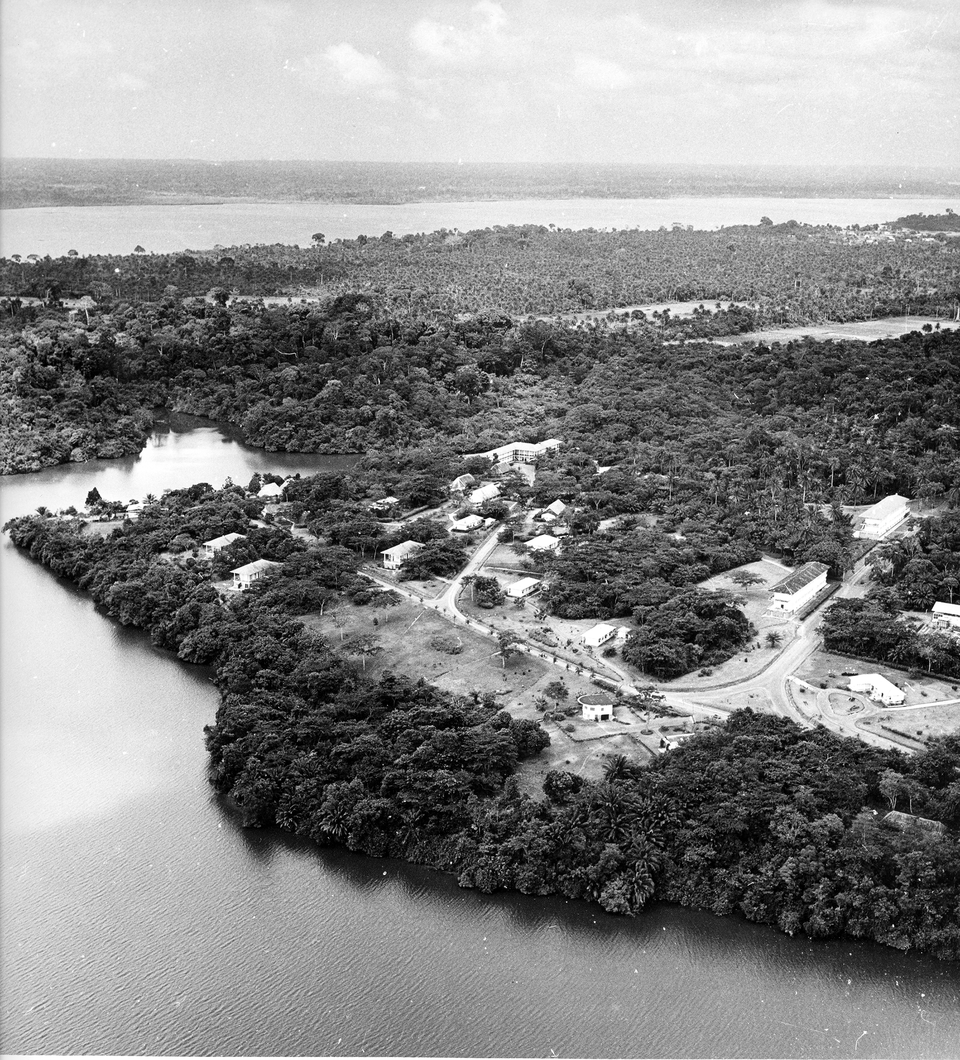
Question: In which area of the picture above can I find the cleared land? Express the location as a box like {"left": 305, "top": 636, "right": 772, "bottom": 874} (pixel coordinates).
{"left": 713, "top": 315, "right": 960, "bottom": 346}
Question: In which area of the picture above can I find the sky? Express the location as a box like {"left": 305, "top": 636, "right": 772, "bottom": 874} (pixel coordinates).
{"left": 2, "top": 0, "right": 958, "bottom": 167}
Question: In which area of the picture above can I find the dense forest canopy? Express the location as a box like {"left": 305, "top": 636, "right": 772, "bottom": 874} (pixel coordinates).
{"left": 7, "top": 494, "right": 960, "bottom": 960}
{"left": 2, "top": 158, "right": 956, "bottom": 209}
{"left": 4, "top": 206, "right": 960, "bottom": 960}
{"left": 4, "top": 219, "right": 958, "bottom": 321}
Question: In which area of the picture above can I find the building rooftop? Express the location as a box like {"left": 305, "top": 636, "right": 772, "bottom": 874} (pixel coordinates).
{"left": 381, "top": 540, "right": 423, "bottom": 559}
{"left": 204, "top": 532, "right": 245, "bottom": 549}
{"left": 932, "top": 601, "right": 960, "bottom": 617}
{"left": 883, "top": 810, "right": 946, "bottom": 835}
{"left": 851, "top": 673, "right": 903, "bottom": 696}
{"left": 859, "top": 494, "right": 910, "bottom": 521}
{"left": 771, "top": 561, "right": 829, "bottom": 596}
{"left": 231, "top": 559, "right": 282, "bottom": 576}
{"left": 527, "top": 534, "right": 560, "bottom": 550}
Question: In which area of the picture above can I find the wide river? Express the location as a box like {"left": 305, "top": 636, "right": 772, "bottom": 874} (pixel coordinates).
{"left": 2, "top": 418, "right": 959, "bottom": 1058}
{"left": 1, "top": 196, "right": 955, "bottom": 257}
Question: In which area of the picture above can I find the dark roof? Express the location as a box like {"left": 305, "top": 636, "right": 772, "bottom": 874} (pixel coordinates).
{"left": 772, "top": 561, "right": 829, "bottom": 596}
{"left": 579, "top": 693, "right": 615, "bottom": 706}
{"left": 883, "top": 811, "right": 946, "bottom": 835}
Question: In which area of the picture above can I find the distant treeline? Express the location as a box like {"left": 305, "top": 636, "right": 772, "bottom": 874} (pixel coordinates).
{"left": 3, "top": 159, "right": 957, "bottom": 210}
{"left": 3, "top": 220, "right": 959, "bottom": 321}
{"left": 894, "top": 211, "right": 960, "bottom": 233}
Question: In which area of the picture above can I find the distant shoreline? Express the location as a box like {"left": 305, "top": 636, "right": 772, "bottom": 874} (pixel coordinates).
{"left": 3, "top": 191, "right": 949, "bottom": 212}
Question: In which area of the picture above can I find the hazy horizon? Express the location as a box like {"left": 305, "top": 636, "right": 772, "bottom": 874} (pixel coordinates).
{"left": 3, "top": 0, "right": 957, "bottom": 169}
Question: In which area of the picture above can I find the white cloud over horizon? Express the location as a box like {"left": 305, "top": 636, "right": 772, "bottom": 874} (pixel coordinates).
{"left": 1, "top": 0, "right": 956, "bottom": 167}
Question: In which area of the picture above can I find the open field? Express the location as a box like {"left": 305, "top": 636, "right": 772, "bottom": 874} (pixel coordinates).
{"left": 794, "top": 648, "right": 960, "bottom": 706}
{"left": 858, "top": 700, "right": 960, "bottom": 744}
{"left": 299, "top": 592, "right": 661, "bottom": 789}
{"left": 713, "top": 315, "right": 960, "bottom": 346}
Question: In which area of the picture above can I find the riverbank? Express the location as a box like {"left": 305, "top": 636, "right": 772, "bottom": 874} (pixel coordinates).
{"left": 7, "top": 485, "right": 960, "bottom": 965}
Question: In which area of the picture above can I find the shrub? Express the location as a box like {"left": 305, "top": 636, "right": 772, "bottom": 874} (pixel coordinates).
{"left": 430, "top": 633, "right": 463, "bottom": 655}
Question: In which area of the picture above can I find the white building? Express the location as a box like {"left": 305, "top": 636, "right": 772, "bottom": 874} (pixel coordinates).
{"left": 449, "top": 474, "right": 476, "bottom": 493}
{"left": 257, "top": 481, "right": 285, "bottom": 499}
{"left": 543, "top": 499, "right": 567, "bottom": 518}
{"left": 582, "top": 623, "right": 619, "bottom": 648}
{"left": 468, "top": 438, "right": 562, "bottom": 465}
{"left": 231, "top": 559, "right": 282, "bottom": 590}
{"left": 451, "top": 514, "right": 484, "bottom": 533}
{"left": 507, "top": 577, "right": 541, "bottom": 599}
{"left": 469, "top": 483, "right": 501, "bottom": 505}
{"left": 579, "top": 693, "right": 615, "bottom": 721}
{"left": 931, "top": 601, "right": 960, "bottom": 632}
{"left": 769, "top": 562, "right": 829, "bottom": 612}
{"left": 849, "top": 673, "right": 906, "bottom": 705}
{"left": 527, "top": 534, "right": 560, "bottom": 552}
{"left": 380, "top": 540, "right": 423, "bottom": 570}
{"left": 854, "top": 494, "right": 910, "bottom": 538}
{"left": 202, "top": 532, "right": 246, "bottom": 557}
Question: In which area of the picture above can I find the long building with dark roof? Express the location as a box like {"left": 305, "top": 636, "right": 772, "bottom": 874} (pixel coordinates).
{"left": 769, "top": 561, "right": 829, "bottom": 612}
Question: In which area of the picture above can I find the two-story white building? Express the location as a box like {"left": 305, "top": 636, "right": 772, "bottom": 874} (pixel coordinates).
{"left": 380, "top": 541, "right": 423, "bottom": 570}
{"left": 853, "top": 494, "right": 910, "bottom": 538}
{"left": 931, "top": 601, "right": 960, "bottom": 633}
{"left": 231, "top": 559, "right": 282, "bottom": 590}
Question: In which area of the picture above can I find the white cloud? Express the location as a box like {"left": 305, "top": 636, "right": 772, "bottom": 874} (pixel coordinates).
{"left": 409, "top": 1, "right": 516, "bottom": 64}
{"left": 296, "top": 42, "right": 397, "bottom": 100}
{"left": 572, "top": 54, "right": 635, "bottom": 90}
{"left": 323, "top": 42, "right": 393, "bottom": 88}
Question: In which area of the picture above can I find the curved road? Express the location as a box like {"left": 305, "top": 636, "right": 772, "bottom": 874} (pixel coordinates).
{"left": 365, "top": 531, "right": 916, "bottom": 752}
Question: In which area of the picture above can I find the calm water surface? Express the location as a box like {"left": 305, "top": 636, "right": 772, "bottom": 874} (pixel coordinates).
{"left": 1, "top": 196, "right": 955, "bottom": 257}
{"left": 2, "top": 423, "right": 960, "bottom": 1058}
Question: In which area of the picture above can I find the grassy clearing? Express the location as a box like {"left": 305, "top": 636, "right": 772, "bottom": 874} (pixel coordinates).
{"left": 858, "top": 701, "right": 960, "bottom": 743}
{"left": 300, "top": 593, "right": 657, "bottom": 792}
{"left": 795, "top": 649, "right": 960, "bottom": 706}
{"left": 715, "top": 316, "right": 960, "bottom": 347}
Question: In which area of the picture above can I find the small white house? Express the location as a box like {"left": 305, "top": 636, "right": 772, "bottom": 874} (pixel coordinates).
{"left": 449, "top": 474, "right": 476, "bottom": 494}
{"left": 527, "top": 534, "right": 560, "bottom": 552}
{"left": 544, "top": 500, "right": 567, "bottom": 518}
{"left": 849, "top": 673, "right": 905, "bottom": 705}
{"left": 582, "top": 623, "right": 619, "bottom": 648}
{"left": 231, "top": 559, "right": 282, "bottom": 590}
{"left": 769, "top": 562, "right": 829, "bottom": 612}
{"left": 257, "top": 481, "right": 285, "bottom": 499}
{"left": 854, "top": 494, "right": 910, "bottom": 538}
{"left": 468, "top": 483, "right": 501, "bottom": 505}
{"left": 507, "top": 577, "right": 541, "bottom": 599}
{"left": 579, "top": 693, "right": 615, "bottom": 721}
{"left": 202, "top": 532, "right": 246, "bottom": 557}
{"left": 380, "top": 540, "right": 423, "bottom": 570}
{"left": 370, "top": 496, "right": 399, "bottom": 513}
{"left": 451, "top": 514, "right": 484, "bottom": 533}
{"left": 931, "top": 601, "right": 960, "bottom": 632}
